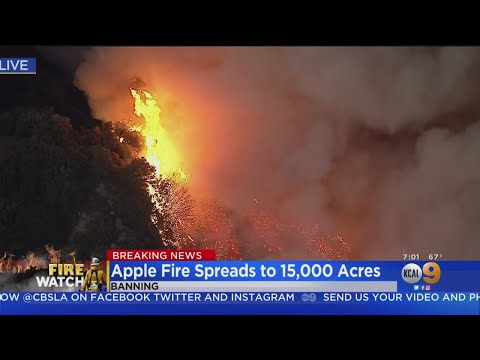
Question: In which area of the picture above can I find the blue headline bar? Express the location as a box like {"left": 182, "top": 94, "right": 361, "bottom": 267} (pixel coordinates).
{"left": 108, "top": 261, "right": 480, "bottom": 292}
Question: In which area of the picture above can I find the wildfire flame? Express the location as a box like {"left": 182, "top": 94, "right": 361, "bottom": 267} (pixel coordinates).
{"left": 125, "top": 87, "right": 351, "bottom": 260}
{"left": 45, "top": 244, "right": 61, "bottom": 264}
{"left": 130, "top": 88, "right": 187, "bottom": 181}
{"left": 68, "top": 251, "right": 77, "bottom": 265}
{"left": 25, "top": 250, "right": 42, "bottom": 271}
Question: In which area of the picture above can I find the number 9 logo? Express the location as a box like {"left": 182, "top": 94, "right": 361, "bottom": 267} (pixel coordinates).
{"left": 402, "top": 262, "right": 441, "bottom": 284}
{"left": 423, "top": 262, "right": 441, "bottom": 284}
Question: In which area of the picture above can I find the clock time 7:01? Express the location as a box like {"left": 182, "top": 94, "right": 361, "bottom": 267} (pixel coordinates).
{"left": 403, "top": 254, "right": 444, "bottom": 260}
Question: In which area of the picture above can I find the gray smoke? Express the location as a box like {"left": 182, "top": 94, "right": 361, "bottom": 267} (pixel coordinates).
{"left": 73, "top": 46, "right": 480, "bottom": 259}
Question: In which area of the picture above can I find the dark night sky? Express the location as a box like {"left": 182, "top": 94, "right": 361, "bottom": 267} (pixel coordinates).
{"left": 0, "top": 46, "right": 95, "bottom": 128}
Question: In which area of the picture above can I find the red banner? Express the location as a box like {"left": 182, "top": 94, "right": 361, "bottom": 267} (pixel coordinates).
{"left": 106, "top": 250, "right": 216, "bottom": 261}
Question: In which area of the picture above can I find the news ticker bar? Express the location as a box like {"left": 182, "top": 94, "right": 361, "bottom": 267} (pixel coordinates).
{"left": 108, "top": 281, "right": 398, "bottom": 292}
{"left": 1, "top": 292, "right": 480, "bottom": 315}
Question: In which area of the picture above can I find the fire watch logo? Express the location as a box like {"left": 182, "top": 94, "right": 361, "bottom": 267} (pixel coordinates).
{"left": 36, "top": 263, "right": 85, "bottom": 288}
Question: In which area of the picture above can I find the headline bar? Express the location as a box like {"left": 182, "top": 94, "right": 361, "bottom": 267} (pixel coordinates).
{"left": 105, "top": 260, "right": 480, "bottom": 292}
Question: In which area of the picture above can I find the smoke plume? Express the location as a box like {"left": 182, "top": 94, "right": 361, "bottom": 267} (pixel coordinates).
{"left": 73, "top": 46, "right": 480, "bottom": 259}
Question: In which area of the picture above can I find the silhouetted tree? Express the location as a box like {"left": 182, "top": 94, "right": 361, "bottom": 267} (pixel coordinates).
{"left": 0, "top": 108, "right": 179, "bottom": 255}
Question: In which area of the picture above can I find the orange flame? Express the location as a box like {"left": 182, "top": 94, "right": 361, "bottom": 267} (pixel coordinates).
{"left": 130, "top": 88, "right": 187, "bottom": 181}
{"left": 124, "top": 88, "right": 351, "bottom": 259}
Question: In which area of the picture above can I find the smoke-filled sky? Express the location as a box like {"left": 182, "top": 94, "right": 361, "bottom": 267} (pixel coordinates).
{"left": 66, "top": 46, "right": 480, "bottom": 260}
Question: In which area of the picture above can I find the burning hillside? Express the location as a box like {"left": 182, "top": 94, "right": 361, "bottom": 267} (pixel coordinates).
{"left": 119, "top": 84, "right": 350, "bottom": 260}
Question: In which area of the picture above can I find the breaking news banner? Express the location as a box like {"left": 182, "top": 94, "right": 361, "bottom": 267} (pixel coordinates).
{"left": 0, "top": 58, "right": 36, "bottom": 74}
{"left": 1, "top": 249, "right": 480, "bottom": 315}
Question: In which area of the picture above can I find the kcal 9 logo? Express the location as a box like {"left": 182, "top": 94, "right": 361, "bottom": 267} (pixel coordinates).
{"left": 401, "top": 262, "right": 441, "bottom": 284}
